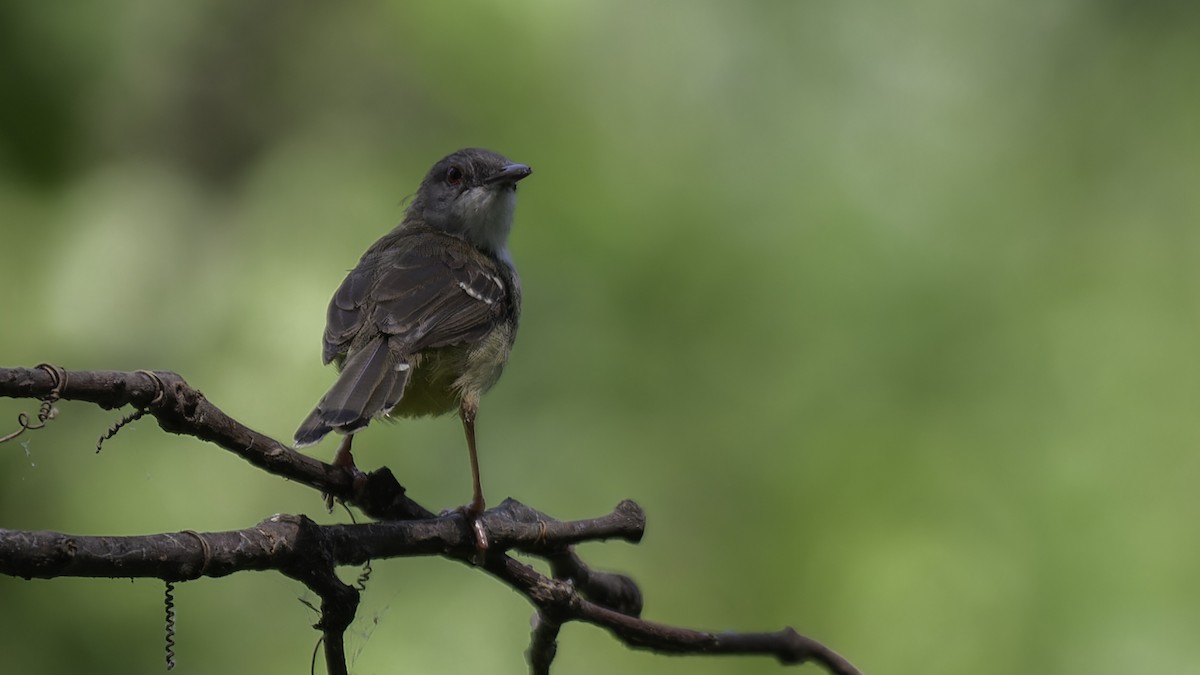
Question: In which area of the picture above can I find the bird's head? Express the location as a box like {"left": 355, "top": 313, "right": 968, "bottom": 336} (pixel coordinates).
{"left": 411, "top": 148, "right": 532, "bottom": 256}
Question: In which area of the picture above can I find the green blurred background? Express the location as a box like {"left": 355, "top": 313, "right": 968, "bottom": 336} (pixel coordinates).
{"left": 2, "top": 2, "right": 1199, "bottom": 674}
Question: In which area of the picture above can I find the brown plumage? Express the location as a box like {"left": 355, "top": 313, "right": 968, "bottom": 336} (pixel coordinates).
{"left": 295, "top": 148, "right": 531, "bottom": 518}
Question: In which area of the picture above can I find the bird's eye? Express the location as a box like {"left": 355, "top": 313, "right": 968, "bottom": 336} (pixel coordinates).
{"left": 445, "top": 166, "right": 463, "bottom": 186}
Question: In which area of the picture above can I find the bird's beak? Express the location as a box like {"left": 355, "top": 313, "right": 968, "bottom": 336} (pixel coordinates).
{"left": 485, "top": 163, "right": 533, "bottom": 185}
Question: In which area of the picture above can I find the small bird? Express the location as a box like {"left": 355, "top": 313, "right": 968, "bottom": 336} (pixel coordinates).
{"left": 294, "top": 148, "right": 531, "bottom": 523}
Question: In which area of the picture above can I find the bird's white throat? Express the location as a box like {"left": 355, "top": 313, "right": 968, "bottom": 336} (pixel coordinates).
{"left": 454, "top": 186, "right": 516, "bottom": 255}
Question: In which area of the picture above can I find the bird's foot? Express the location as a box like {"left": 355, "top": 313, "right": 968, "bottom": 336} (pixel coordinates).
{"left": 441, "top": 501, "right": 489, "bottom": 563}
{"left": 323, "top": 435, "right": 364, "bottom": 511}
{"left": 323, "top": 466, "right": 368, "bottom": 512}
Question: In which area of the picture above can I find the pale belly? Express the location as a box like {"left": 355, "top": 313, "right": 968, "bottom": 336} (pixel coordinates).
{"left": 388, "top": 325, "right": 513, "bottom": 419}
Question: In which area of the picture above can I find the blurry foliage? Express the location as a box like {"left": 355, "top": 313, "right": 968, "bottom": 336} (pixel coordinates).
{"left": 2, "top": 2, "right": 1199, "bottom": 674}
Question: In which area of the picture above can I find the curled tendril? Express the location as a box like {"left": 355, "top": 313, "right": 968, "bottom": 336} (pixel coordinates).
{"left": 164, "top": 581, "right": 177, "bottom": 671}
{"left": 354, "top": 560, "right": 373, "bottom": 593}
{"left": 95, "top": 370, "right": 166, "bottom": 453}
{"left": 0, "top": 364, "right": 65, "bottom": 445}
{"left": 340, "top": 504, "right": 374, "bottom": 592}
{"left": 95, "top": 408, "right": 149, "bottom": 453}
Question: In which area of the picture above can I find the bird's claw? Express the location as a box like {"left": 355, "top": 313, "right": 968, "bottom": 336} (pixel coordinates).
{"left": 441, "top": 504, "right": 490, "bottom": 563}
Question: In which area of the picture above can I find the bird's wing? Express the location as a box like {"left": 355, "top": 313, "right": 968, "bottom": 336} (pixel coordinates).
{"left": 321, "top": 234, "right": 511, "bottom": 363}
{"left": 322, "top": 260, "right": 374, "bottom": 364}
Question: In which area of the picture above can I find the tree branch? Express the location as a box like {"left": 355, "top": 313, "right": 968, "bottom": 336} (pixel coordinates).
{"left": 0, "top": 365, "right": 862, "bottom": 675}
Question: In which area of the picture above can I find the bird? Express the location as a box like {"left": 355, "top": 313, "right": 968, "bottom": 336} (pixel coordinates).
{"left": 294, "top": 148, "right": 531, "bottom": 526}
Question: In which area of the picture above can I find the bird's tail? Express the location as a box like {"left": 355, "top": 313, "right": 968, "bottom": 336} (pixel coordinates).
{"left": 294, "top": 337, "right": 410, "bottom": 448}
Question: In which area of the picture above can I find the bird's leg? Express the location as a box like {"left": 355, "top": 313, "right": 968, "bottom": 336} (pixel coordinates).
{"left": 332, "top": 434, "right": 357, "bottom": 469}
{"left": 324, "top": 434, "right": 361, "bottom": 512}
{"left": 461, "top": 401, "right": 486, "bottom": 516}
{"left": 459, "top": 397, "right": 489, "bottom": 556}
